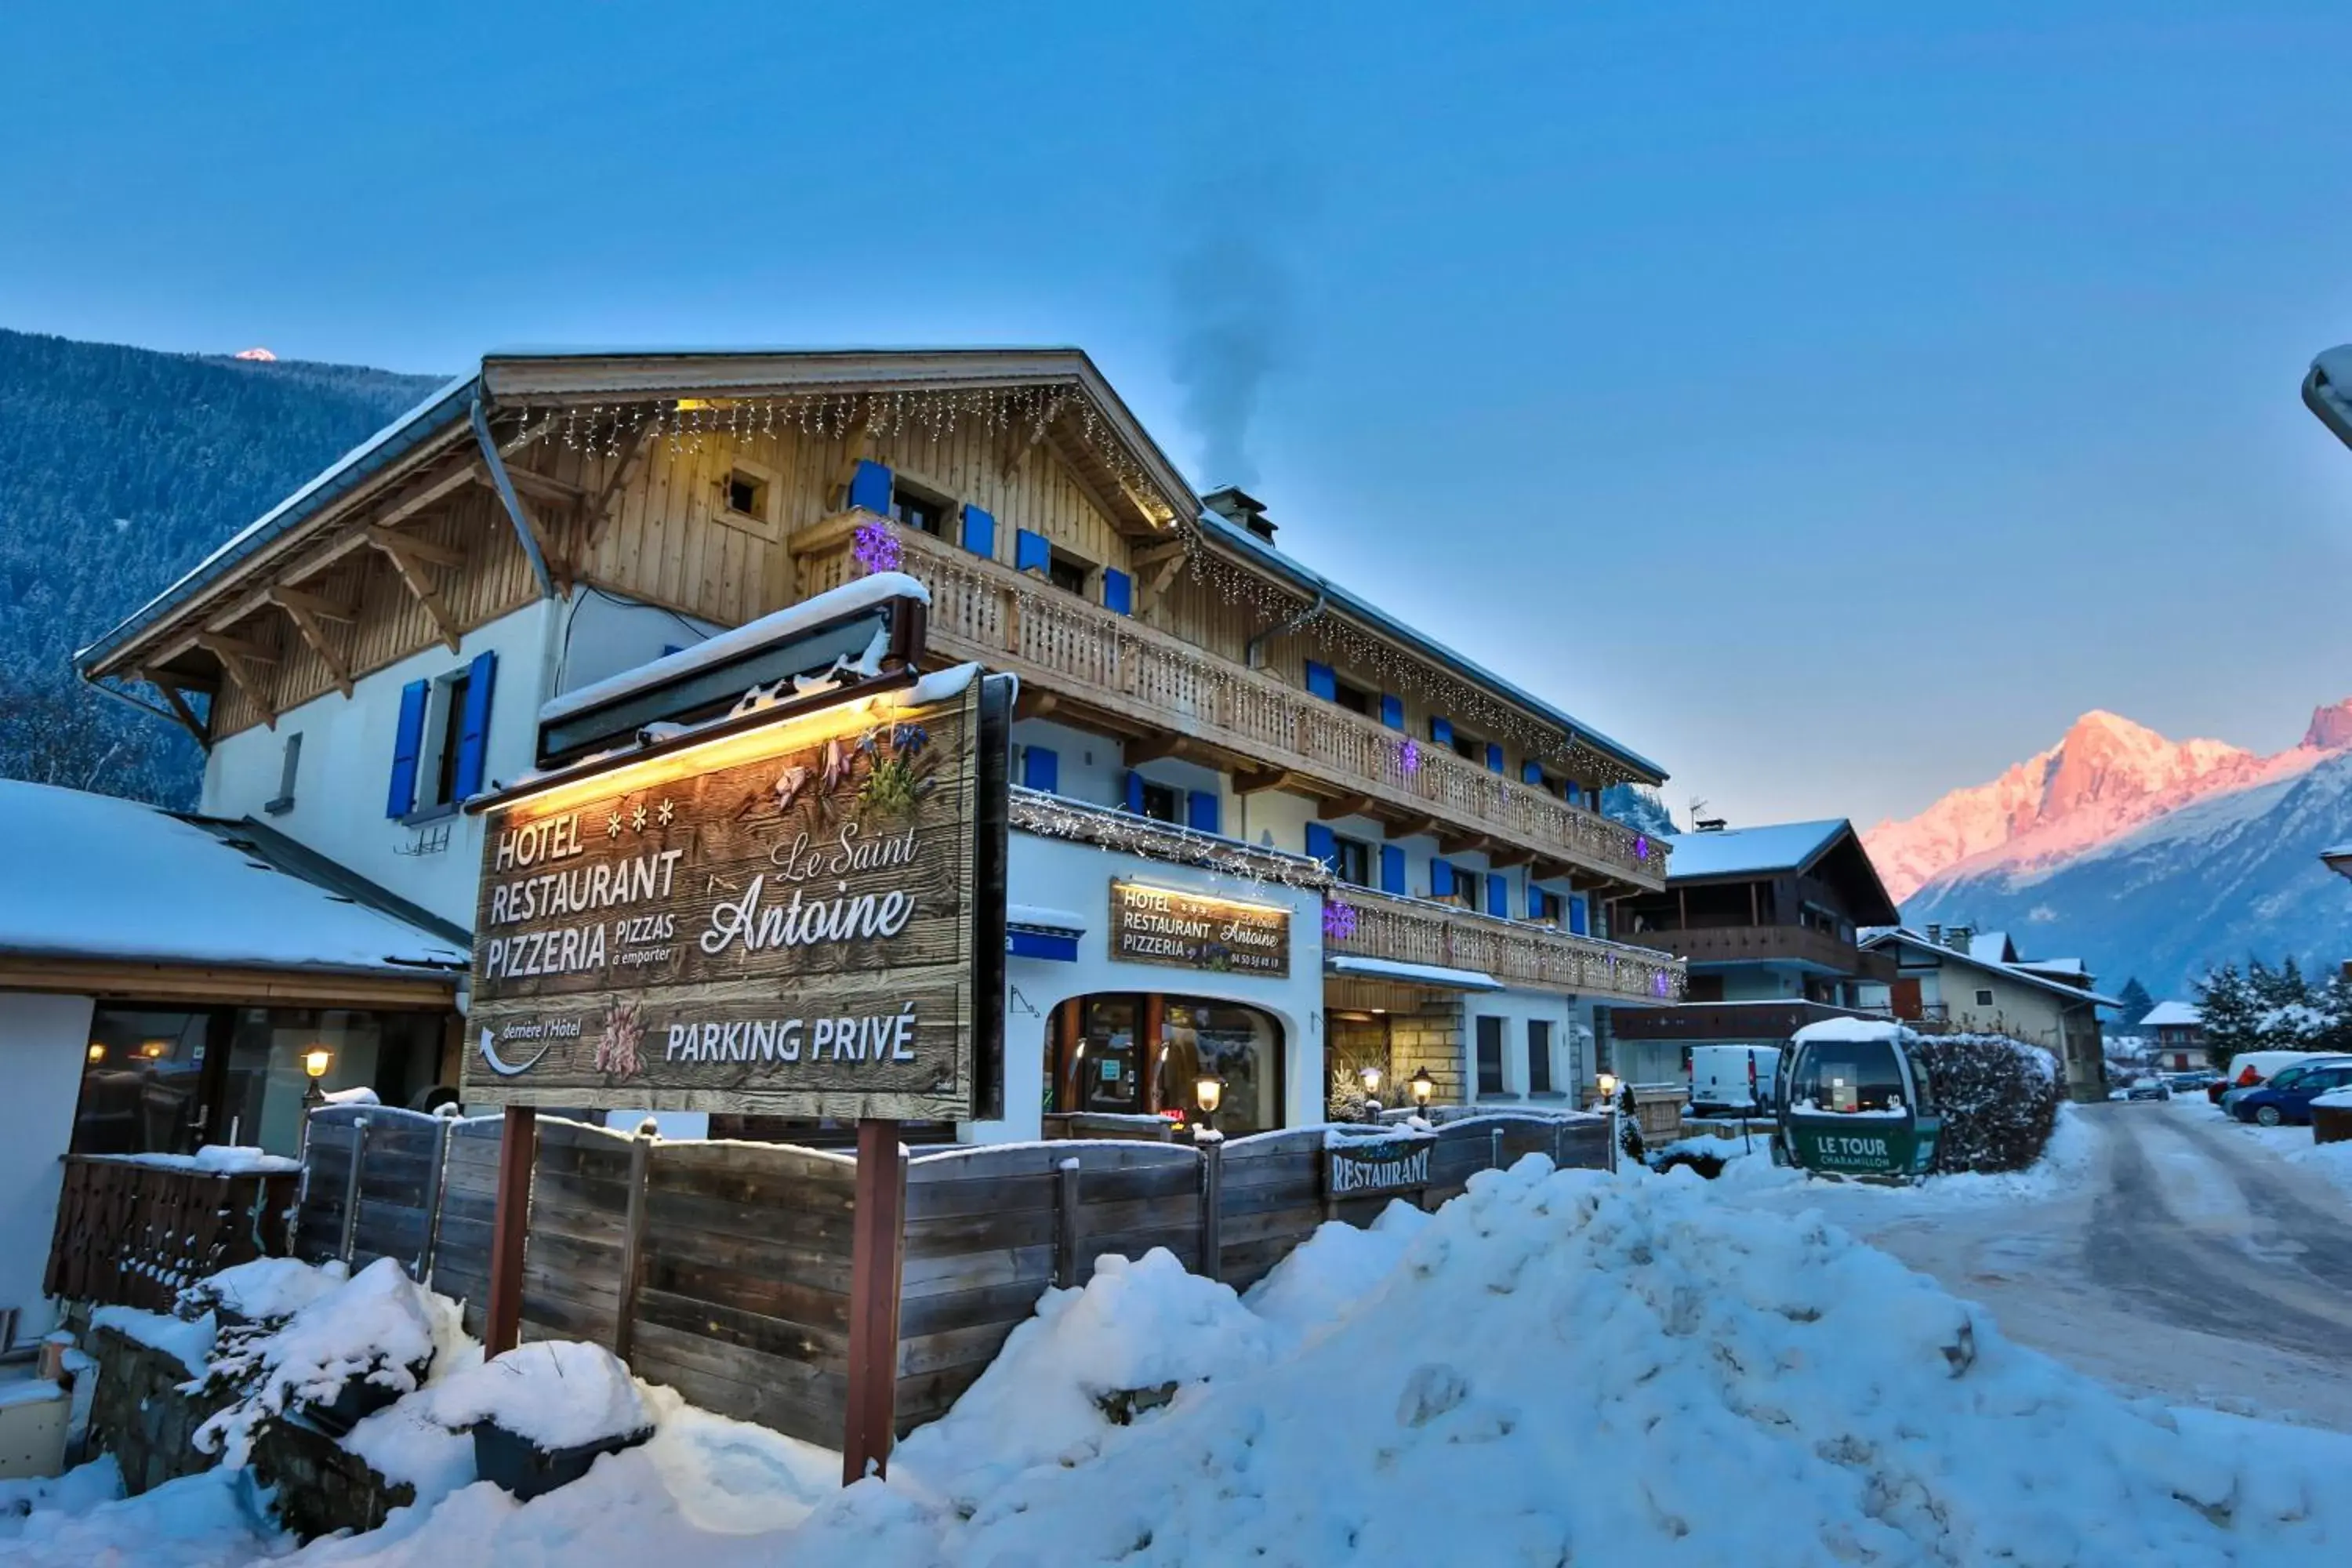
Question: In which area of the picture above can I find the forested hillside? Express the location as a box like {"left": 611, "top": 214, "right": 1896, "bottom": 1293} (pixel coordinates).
{"left": 0, "top": 329, "right": 444, "bottom": 806}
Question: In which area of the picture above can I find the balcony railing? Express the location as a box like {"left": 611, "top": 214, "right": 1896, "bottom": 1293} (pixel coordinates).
{"left": 798, "top": 515, "right": 1667, "bottom": 890}
{"left": 1617, "top": 924, "right": 1896, "bottom": 982}
{"left": 1327, "top": 887, "right": 1686, "bottom": 1004}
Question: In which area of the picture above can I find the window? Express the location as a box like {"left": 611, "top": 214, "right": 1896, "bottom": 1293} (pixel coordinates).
{"left": 1451, "top": 730, "right": 1483, "bottom": 762}
{"left": 1476, "top": 1016, "right": 1506, "bottom": 1095}
{"left": 891, "top": 485, "right": 948, "bottom": 537}
{"left": 73, "top": 1007, "right": 217, "bottom": 1156}
{"left": 1331, "top": 835, "right": 1373, "bottom": 887}
{"left": 426, "top": 670, "right": 470, "bottom": 809}
{"left": 1443, "top": 862, "right": 1481, "bottom": 910}
{"left": 1527, "top": 1021, "right": 1554, "bottom": 1094}
{"left": 725, "top": 468, "right": 768, "bottom": 520}
{"left": 1140, "top": 781, "right": 1181, "bottom": 824}
{"left": 1048, "top": 994, "right": 1287, "bottom": 1137}
{"left": 1789, "top": 1038, "right": 1907, "bottom": 1114}
{"left": 264, "top": 732, "right": 302, "bottom": 815}
{"left": 1974, "top": 988, "right": 1995, "bottom": 1007}
{"left": 1333, "top": 680, "right": 1373, "bottom": 717}
{"left": 1047, "top": 552, "right": 1091, "bottom": 596}
{"left": 1528, "top": 887, "right": 1557, "bottom": 924}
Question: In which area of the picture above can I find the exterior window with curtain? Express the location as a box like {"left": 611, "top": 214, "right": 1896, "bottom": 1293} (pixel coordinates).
{"left": 1526, "top": 1020, "right": 1553, "bottom": 1094}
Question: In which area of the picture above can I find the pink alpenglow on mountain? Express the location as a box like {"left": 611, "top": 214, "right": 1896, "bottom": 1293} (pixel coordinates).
{"left": 1864, "top": 701, "right": 2352, "bottom": 902}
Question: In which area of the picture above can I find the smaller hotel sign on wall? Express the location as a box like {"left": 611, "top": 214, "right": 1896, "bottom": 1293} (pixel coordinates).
{"left": 1106, "top": 880, "right": 1290, "bottom": 978}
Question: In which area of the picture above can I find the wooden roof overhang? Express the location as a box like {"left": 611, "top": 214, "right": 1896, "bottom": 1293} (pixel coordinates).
{"left": 0, "top": 952, "right": 461, "bottom": 1009}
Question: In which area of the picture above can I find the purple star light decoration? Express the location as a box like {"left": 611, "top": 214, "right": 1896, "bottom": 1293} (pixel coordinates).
{"left": 1633, "top": 833, "right": 1650, "bottom": 862}
{"left": 851, "top": 520, "right": 902, "bottom": 575}
{"left": 1651, "top": 970, "right": 1672, "bottom": 998}
{"left": 1323, "top": 900, "right": 1359, "bottom": 942}
{"left": 1397, "top": 738, "right": 1421, "bottom": 777}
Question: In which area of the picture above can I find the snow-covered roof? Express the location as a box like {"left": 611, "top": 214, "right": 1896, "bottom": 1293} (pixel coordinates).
{"left": 1966, "top": 931, "right": 2017, "bottom": 963}
{"left": 2011, "top": 956, "right": 2083, "bottom": 978}
{"left": 1661, "top": 819, "right": 1848, "bottom": 880}
{"left": 1860, "top": 927, "right": 2122, "bottom": 1010}
{"left": 1791, "top": 1018, "right": 1907, "bottom": 1047}
{"left": 2139, "top": 1000, "right": 2203, "bottom": 1027}
{"left": 0, "top": 781, "right": 469, "bottom": 977}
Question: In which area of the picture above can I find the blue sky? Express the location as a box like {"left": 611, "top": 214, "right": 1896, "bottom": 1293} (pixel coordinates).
{"left": 7, "top": 2, "right": 2352, "bottom": 826}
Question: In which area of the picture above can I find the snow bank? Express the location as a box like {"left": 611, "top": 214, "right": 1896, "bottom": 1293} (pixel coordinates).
{"left": 89, "top": 1304, "right": 217, "bottom": 1373}
{"left": 794, "top": 1158, "right": 2350, "bottom": 1563}
{"left": 426, "top": 1340, "right": 651, "bottom": 1450}
{"left": 1243, "top": 1201, "right": 1428, "bottom": 1343}
{"left": 0, "top": 1460, "right": 271, "bottom": 1567}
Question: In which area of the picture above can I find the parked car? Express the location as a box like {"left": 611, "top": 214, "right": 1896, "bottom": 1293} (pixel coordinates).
{"left": 2165, "top": 1070, "right": 2220, "bottom": 1095}
{"left": 2121, "top": 1079, "right": 2171, "bottom": 1102}
{"left": 2220, "top": 1054, "right": 2352, "bottom": 1115}
{"left": 1689, "top": 1044, "right": 1779, "bottom": 1117}
{"left": 2208, "top": 1051, "right": 2347, "bottom": 1105}
{"left": 2230, "top": 1062, "right": 2352, "bottom": 1127}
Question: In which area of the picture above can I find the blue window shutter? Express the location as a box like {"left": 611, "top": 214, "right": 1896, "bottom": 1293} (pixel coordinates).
{"left": 1380, "top": 694, "right": 1405, "bottom": 731}
{"left": 847, "top": 459, "right": 893, "bottom": 514}
{"left": 1430, "top": 717, "right": 1454, "bottom": 748}
{"left": 960, "top": 505, "right": 996, "bottom": 559}
{"left": 1186, "top": 789, "right": 1220, "bottom": 835}
{"left": 1430, "top": 859, "right": 1454, "bottom": 898}
{"left": 1015, "top": 529, "right": 1051, "bottom": 575}
{"left": 1485, "top": 742, "right": 1504, "bottom": 775}
{"left": 386, "top": 679, "right": 429, "bottom": 818}
{"left": 452, "top": 650, "right": 498, "bottom": 802}
{"left": 1486, "top": 873, "right": 1508, "bottom": 918}
{"left": 1022, "top": 746, "right": 1058, "bottom": 793}
{"left": 1522, "top": 760, "right": 1544, "bottom": 786}
{"left": 1380, "top": 844, "right": 1406, "bottom": 895}
{"left": 1304, "top": 660, "right": 1337, "bottom": 702}
{"left": 1569, "top": 896, "right": 1588, "bottom": 936}
{"left": 1102, "top": 568, "right": 1133, "bottom": 616}
{"left": 1305, "top": 822, "right": 1337, "bottom": 870}
{"left": 1125, "top": 770, "right": 1146, "bottom": 815}
{"left": 1526, "top": 886, "right": 1544, "bottom": 920}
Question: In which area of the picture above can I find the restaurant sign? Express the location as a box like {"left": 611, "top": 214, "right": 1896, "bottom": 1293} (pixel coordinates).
{"left": 461, "top": 674, "right": 1007, "bottom": 1120}
{"left": 1106, "top": 881, "right": 1290, "bottom": 978}
{"left": 1323, "top": 1134, "right": 1435, "bottom": 1203}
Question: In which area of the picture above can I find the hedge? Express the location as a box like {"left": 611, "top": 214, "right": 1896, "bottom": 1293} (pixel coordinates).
{"left": 1911, "top": 1033, "right": 2063, "bottom": 1174}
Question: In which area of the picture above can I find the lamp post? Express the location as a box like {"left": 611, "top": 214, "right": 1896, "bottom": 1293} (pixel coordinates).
{"left": 1193, "top": 1075, "right": 1224, "bottom": 1142}
{"left": 1359, "top": 1062, "right": 1384, "bottom": 1124}
{"left": 1409, "top": 1066, "right": 1435, "bottom": 1115}
{"left": 302, "top": 1046, "right": 333, "bottom": 1109}
{"left": 1595, "top": 1070, "right": 1618, "bottom": 1111}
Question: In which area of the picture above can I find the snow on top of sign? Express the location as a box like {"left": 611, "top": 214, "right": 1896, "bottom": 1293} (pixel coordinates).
{"left": 425, "top": 1339, "right": 652, "bottom": 1450}
{"left": 0, "top": 779, "right": 468, "bottom": 974}
{"left": 1007, "top": 903, "right": 1087, "bottom": 932}
{"left": 539, "top": 571, "right": 931, "bottom": 724}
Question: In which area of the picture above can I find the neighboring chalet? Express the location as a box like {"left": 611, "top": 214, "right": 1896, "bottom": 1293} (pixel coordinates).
{"left": 70, "top": 347, "right": 1684, "bottom": 1156}
{"left": 1609, "top": 819, "right": 1899, "bottom": 1087}
{"left": 2140, "top": 1001, "right": 2206, "bottom": 1072}
{"left": 1857, "top": 925, "right": 2116, "bottom": 1101}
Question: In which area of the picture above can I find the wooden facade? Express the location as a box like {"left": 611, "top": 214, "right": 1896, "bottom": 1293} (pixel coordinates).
{"left": 88, "top": 350, "right": 1669, "bottom": 905}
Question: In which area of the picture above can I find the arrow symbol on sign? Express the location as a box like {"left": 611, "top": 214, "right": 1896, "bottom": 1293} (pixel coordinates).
{"left": 478, "top": 1027, "right": 550, "bottom": 1078}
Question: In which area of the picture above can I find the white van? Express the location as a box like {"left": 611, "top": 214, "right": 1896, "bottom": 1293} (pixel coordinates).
{"left": 1690, "top": 1045, "right": 1780, "bottom": 1116}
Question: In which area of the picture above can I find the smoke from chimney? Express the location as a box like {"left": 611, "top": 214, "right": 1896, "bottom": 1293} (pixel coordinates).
{"left": 1167, "top": 227, "right": 1295, "bottom": 490}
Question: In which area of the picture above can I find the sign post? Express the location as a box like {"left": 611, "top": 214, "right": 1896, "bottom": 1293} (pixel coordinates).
{"left": 462, "top": 662, "right": 1008, "bottom": 1472}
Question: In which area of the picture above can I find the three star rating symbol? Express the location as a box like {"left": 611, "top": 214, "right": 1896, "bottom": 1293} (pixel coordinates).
{"left": 608, "top": 798, "right": 677, "bottom": 837}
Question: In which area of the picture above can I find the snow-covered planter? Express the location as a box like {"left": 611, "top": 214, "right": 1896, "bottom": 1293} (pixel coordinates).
{"left": 191, "top": 1258, "right": 441, "bottom": 1461}
{"left": 1909, "top": 1033, "right": 2064, "bottom": 1174}
{"left": 425, "top": 1341, "right": 652, "bottom": 1501}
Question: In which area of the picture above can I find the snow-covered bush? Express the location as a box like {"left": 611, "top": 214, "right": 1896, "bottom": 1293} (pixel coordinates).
{"left": 1911, "top": 1033, "right": 2063, "bottom": 1174}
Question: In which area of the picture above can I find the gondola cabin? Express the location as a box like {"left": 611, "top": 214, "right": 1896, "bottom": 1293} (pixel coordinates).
{"left": 1776, "top": 1019, "right": 1941, "bottom": 1181}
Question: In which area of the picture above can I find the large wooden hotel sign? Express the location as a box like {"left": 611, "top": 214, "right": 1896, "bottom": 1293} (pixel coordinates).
{"left": 463, "top": 673, "right": 1007, "bottom": 1121}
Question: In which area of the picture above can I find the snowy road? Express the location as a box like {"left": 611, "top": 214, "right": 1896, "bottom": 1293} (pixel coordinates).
{"left": 1737, "top": 1101, "right": 2352, "bottom": 1431}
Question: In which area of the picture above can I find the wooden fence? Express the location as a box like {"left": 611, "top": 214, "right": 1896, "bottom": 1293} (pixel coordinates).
{"left": 293, "top": 1105, "right": 1609, "bottom": 1447}
{"left": 45, "top": 1155, "right": 299, "bottom": 1312}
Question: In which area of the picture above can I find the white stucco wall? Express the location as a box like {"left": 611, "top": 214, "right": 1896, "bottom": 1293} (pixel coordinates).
{"left": 970, "top": 829, "right": 1328, "bottom": 1144}
{"left": 0, "top": 991, "right": 96, "bottom": 1345}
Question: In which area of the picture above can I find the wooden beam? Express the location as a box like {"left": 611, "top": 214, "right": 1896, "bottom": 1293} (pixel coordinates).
{"left": 1121, "top": 735, "right": 1190, "bottom": 767}
{"left": 193, "top": 630, "right": 278, "bottom": 664}
{"left": 1131, "top": 539, "right": 1189, "bottom": 572}
{"left": 1385, "top": 814, "right": 1440, "bottom": 841}
{"left": 583, "top": 426, "right": 654, "bottom": 551}
{"left": 998, "top": 416, "right": 1047, "bottom": 481}
{"left": 194, "top": 634, "right": 276, "bottom": 728}
{"left": 137, "top": 667, "right": 210, "bottom": 749}
{"left": 368, "top": 532, "right": 464, "bottom": 652}
{"left": 264, "top": 584, "right": 356, "bottom": 622}
{"left": 1487, "top": 847, "right": 1536, "bottom": 870}
{"left": 485, "top": 1105, "right": 537, "bottom": 1357}
{"left": 1439, "top": 830, "right": 1492, "bottom": 856}
{"left": 365, "top": 524, "right": 467, "bottom": 569}
{"left": 492, "top": 463, "right": 585, "bottom": 507}
{"left": 1232, "top": 768, "right": 1296, "bottom": 796}
{"left": 1013, "top": 689, "right": 1059, "bottom": 722}
{"left": 0, "top": 953, "right": 456, "bottom": 1007}
{"left": 377, "top": 463, "right": 485, "bottom": 530}
{"left": 1318, "top": 795, "right": 1374, "bottom": 822}
{"left": 267, "top": 589, "right": 354, "bottom": 699}
{"left": 833, "top": 426, "right": 874, "bottom": 506}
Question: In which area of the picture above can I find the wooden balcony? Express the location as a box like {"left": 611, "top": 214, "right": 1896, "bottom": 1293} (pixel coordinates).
{"left": 798, "top": 515, "right": 1667, "bottom": 892}
{"left": 1610, "top": 1000, "right": 1891, "bottom": 1043}
{"left": 1326, "top": 887, "right": 1686, "bottom": 1004}
{"left": 1617, "top": 923, "right": 1895, "bottom": 981}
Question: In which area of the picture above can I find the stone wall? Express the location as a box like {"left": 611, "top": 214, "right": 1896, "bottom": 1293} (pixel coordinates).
{"left": 86, "top": 1325, "right": 223, "bottom": 1497}
{"left": 1388, "top": 999, "right": 1465, "bottom": 1104}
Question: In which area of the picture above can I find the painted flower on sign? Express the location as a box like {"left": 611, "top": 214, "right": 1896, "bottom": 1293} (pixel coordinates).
{"left": 597, "top": 997, "right": 647, "bottom": 1079}
{"left": 851, "top": 520, "right": 902, "bottom": 575}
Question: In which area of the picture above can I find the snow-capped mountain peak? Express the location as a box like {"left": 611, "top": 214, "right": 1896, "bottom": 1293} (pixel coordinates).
{"left": 1860, "top": 704, "right": 2347, "bottom": 903}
